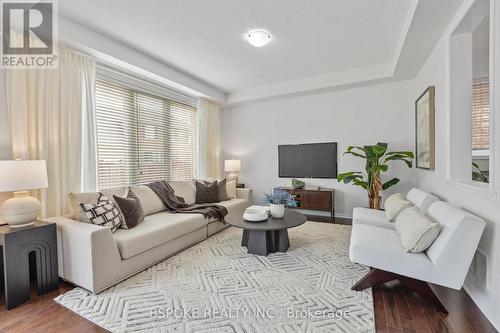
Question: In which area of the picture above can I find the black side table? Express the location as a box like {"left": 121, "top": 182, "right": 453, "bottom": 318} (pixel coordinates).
{"left": 0, "top": 221, "right": 59, "bottom": 309}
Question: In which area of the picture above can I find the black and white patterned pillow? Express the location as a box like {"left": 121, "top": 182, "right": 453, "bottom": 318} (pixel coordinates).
{"left": 79, "top": 193, "right": 122, "bottom": 232}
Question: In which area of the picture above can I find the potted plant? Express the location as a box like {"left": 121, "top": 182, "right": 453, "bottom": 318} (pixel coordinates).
{"left": 264, "top": 188, "right": 297, "bottom": 218}
{"left": 337, "top": 143, "right": 414, "bottom": 210}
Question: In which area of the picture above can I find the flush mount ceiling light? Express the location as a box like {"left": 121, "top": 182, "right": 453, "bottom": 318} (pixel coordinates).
{"left": 245, "top": 29, "right": 272, "bottom": 47}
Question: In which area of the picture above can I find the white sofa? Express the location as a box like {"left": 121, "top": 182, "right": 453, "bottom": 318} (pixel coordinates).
{"left": 349, "top": 188, "right": 485, "bottom": 312}
{"left": 43, "top": 181, "right": 252, "bottom": 293}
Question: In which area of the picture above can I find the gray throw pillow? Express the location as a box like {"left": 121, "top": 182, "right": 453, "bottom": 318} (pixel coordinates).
{"left": 217, "top": 179, "right": 230, "bottom": 201}
{"left": 114, "top": 190, "right": 145, "bottom": 230}
{"left": 205, "top": 179, "right": 230, "bottom": 201}
{"left": 196, "top": 181, "right": 220, "bottom": 204}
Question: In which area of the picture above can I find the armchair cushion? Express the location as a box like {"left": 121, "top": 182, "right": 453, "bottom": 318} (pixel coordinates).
{"left": 352, "top": 207, "right": 394, "bottom": 230}
{"left": 395, "top": 207, "right": 440, "bottom": 252}
{"left": 384, "top": 193, "right": 412, "bottom": 221}
{"left": 350, "top": 224, "right": 436, "bottom": 282}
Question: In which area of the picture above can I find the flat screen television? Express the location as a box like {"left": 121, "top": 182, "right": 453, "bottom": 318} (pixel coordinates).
{"left": 278, "top": 142, "right": 337, "bottom": 178}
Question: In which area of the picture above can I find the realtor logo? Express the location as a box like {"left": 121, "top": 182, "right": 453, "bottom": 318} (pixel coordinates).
{"left": 1, "top": 0, "right": 58, "bottom": 68}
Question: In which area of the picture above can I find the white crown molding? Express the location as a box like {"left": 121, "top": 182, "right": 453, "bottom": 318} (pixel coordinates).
{"left": 58, "top": 16, "right": 227, "bottom": 104}
{"left": 226, "top": 0, "right": 419, "bottom": 106}
{"left": 390, "top": 0, "right": 420, "bottom": 73}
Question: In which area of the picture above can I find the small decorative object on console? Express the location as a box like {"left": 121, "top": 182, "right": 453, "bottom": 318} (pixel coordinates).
{"left": 264, "top": 188, "right": 297, "bottom": 218}
{"left": 291, "top": 178, "right": 305, "bottom": 189}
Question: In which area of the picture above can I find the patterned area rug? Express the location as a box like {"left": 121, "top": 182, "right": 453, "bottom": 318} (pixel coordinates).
{"left": 55, "top": 222, "right": 374, "bottom": 333}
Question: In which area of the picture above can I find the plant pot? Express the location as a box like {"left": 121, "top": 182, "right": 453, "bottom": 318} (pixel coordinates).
{"left": 270, "top": 204, "right": 285, "bottom": 218}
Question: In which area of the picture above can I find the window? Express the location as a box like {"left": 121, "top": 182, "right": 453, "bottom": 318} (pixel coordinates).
{"left": 95, "top": 78, "right": 197, "bottom": 189}
{"left": 472, "top": 80, "right": 490, "bottom": 152}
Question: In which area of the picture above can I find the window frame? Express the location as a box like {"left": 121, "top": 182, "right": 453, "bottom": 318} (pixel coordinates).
{"left": 446, "top": 0, "right": 498, "bottom": 200}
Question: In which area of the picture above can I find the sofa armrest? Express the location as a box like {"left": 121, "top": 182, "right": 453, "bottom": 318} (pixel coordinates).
{"left": 42, "top": 216, "right": 121, "bottom": 293}
{"left": 236, "top": 188, "right": 253, "bottom": 202}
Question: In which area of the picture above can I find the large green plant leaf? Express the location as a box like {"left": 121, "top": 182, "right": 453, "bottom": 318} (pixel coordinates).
{"left": 338, "top": 171, "right": 364, "bottom": 183}
{"left": 382, "top": 178, "right": 400, "bottom": 190}
{"left": 364, "top": 145, "right": 376, "bottom": 159}
{"left": 353, "top": 179, "right": 368, "bottom": 189}
{"left": 373, "top": 143, "right": 387, "bottom": 157}
{"left": 386, "top": 151, "right": 414, "bottom": 158}
{"left": 379, "top": 164, "right": 388, "bottom": 172}
{"left": 344, "top": 146, "right": 366, "bottom": 158}
{"left": 376, "top": 142, "right": 388, "bottom": 150}
{"left": 338, "top": 171, "right": 368, "bottom": 189}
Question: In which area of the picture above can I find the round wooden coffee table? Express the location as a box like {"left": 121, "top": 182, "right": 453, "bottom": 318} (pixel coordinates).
{"left": 226, "top": 209, "right": 307, "bottom": 256}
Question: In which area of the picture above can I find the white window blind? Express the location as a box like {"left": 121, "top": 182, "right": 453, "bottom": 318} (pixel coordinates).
{"left": 95, "top": 78, "right": 197, "bottom": 189}
{"left": 472, "top": 80, "right": 490, "bottom": 151}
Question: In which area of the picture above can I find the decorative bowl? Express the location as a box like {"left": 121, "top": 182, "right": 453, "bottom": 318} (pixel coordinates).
{"left": 243, "top": 208, "right": 268, "bottom": 222}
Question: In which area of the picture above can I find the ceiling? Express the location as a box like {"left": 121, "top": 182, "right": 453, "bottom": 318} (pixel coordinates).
{"left": 59, "top": 0, "right": 465, "bottom": 104}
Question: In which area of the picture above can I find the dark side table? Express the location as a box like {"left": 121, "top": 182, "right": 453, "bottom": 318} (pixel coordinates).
{"left": 0, "top": 221, "right": 59, "bottom": 309}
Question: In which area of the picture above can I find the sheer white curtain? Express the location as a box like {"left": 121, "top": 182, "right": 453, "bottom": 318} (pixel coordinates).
{"left": 197, "top": 98, "right": 221, "bottom": 179}
{"left": 5, "top": 48, "right": 97, "bottom": 217}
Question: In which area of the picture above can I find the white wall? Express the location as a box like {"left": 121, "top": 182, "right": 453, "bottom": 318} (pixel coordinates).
{"left": 0, "top": 69, "right": 11, "bottom": 223}
{"left": 413, "top": 0, "right": 500, "bottom": 328}
{"left": 222, "top": 80, "right": 417, "bottom": 217}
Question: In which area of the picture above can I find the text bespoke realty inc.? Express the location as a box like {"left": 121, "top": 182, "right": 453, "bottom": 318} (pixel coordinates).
{"left": 150, "top": 307, "right": 351, "bottom": 320}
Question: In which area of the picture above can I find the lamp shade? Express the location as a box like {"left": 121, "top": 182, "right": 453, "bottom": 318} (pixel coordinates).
{"left": 224, "top": 159, "right": 241, "bottom": 172}
{"left": 0, "top": 160, "right": 48, "bottom": 192}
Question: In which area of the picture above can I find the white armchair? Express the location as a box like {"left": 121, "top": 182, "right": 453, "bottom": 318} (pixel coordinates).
{"left": 350, "top": 198, "right": 486, "bottom": 313}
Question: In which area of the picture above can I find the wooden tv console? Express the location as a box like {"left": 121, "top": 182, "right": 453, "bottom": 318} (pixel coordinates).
{"left": 279, "top": 187, "right": 335, "bottom": 219}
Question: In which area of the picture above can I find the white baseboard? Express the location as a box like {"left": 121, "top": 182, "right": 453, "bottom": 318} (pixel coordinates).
{"left": 334, "top": 212, "right": 353, "bottom": 219}
{"left": 463, "top": 282, "right": 500, "bottom": 331}
{"left": 294, "top": 208, "right": 352, "bottom": 220}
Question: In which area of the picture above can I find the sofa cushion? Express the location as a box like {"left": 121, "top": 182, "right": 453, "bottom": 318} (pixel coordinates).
{"left": 114, "top": 190, "right": 145, "bottom": 230}
{"left": 69, "top": 187, "right": 128, "bottom": 222}
{"left": 129, "top": 185, "right": 166, "bottom": 216}
{"left": 79, "top": 194, "right": 122, "bottom": 232}
{"left": 226, "top": 180, "right": 237, "bottom": 198}
{"left": 195, "top": 181, "right": 220, "bottom": 203}
{"left": 168, "top": 181, "right": 196, "bottom": 205}
{"left": 395, "top": 207, "right": 440, "bottom": 253}
{"left": 113, "top": 212, "right": 208, "bottom": 259}
{"left": 216, "top": 179, "right": 230, "bottom": 201}
{"left": 217, "top": 198, "right": 250, "bottom": 221}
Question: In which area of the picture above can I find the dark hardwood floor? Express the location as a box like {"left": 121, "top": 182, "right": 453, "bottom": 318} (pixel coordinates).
{"left": 0, "top": 218, "right": 496, "bottom": 333}
{"left": 0, "top": 282, "right": 105, "bottom": 333}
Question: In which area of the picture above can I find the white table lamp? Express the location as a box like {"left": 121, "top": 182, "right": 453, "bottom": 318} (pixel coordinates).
{"left": 224, "top": 159, "right": 241, "bottom": 182}
{"left": 0, "top": 160, "right": 48, "bottom": 227}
